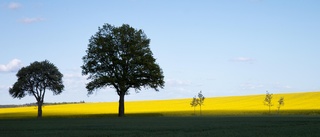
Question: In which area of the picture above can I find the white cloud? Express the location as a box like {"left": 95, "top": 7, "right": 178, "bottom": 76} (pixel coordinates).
{"left": 165, "top": 79, "right": 191, "bottom": 87}
{"left": 0, "top": 85, "right": 9, "bottom": 90}
{"left": 273, "top": 82, "right": 292, "bottom": 90}
{"left": 0, "top": 59, "right": 23, "bottom": 72}
{"left": 248, "top": 0, "right": 264, "bottom": 3}
{"left": 8, "top": 2, "right": 21, "bottom": 10}
{"left": 20, "top": 17, "right": 45, "bottom": 24}
{"left": 64, "top": 73, "right": 87, "bottom": 86}
{"left": 62, "top": 69, "right": 89, "bottom": 93}
{"left": 231, "top": 57, "right": 255, "bottom": 63}
{"left": 241, "top": 82, "right": 292, "bottom": 92}
{"left": 241, "top": 82, "right": 264, "bottom": 90}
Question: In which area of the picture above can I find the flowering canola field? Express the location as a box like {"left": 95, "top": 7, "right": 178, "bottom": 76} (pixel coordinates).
{"left": 1, "top": 91, "right": 320, "bottom": 118}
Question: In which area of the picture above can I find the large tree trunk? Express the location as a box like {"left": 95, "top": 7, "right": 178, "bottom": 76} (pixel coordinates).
{"left": 37, "top": 101, "right": 43, "bottom": 118}
{"left": 118, "top": 92, "right": 125, "bottom": 117}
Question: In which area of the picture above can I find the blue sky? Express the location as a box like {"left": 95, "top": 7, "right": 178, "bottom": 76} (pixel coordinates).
{"left": 1, "top": 0, "right": 320, "bottom": 105}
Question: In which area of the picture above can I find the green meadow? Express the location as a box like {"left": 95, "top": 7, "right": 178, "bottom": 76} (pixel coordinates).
{"left": 1, "top": 116, "right": 320, "bottom": 137}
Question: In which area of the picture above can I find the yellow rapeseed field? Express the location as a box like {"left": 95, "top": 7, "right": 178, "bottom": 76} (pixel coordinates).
{"left": 1, "top": 91, "right": 320, "bottom": 118}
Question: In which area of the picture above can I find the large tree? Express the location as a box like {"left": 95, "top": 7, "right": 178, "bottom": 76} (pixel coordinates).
{"left": 9, "top": 60, "right": 64, "bottom": 118}
{"left": 82, "top": 23, "right": 164, "bottom": 117}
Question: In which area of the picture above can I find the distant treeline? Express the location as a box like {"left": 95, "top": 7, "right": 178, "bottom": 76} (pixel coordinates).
{"left": 0, "top": 101, "right": 85, "bottom": 108}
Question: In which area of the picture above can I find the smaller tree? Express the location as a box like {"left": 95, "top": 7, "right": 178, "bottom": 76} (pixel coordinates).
{"left": 190, "top": 96, "right": 198, "bottom": 115}
{"left": 198, "top": 91, "right": 205, "bottom": 116}
{"left": 277, "top": 97, "right": 284, "bottom": 113}
{"left": 9, "top": 60, "right": 64, "bottom": 118}
{"left": 264, "top": 91, "right": 273, "bottom": 114}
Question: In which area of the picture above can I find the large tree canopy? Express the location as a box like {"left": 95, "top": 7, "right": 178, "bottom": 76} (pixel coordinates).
{"left": 82, "top": 23, "right": 164, "bottom": 117}
{"left": 9, "top": 60, "right": 64, "bottom": 118}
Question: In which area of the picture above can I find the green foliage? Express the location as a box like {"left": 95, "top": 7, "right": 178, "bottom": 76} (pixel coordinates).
{"left": 81, "top": 23, "right": 164, "bottom": 117}
{"left": 198, "top": 91, "right": 205, "bottom": 115}
{"left": 9, "top": 60, "right": 64, "bottom": 118}
{"left": 198, "top": 91, "right": 205, "bottom": 106}
{"left": 190, "top": 91, "right": 205, "bottom": 116}
{"left": 190, "top": 96, "right": 198, "bottom": 115}
{"left": 190, "top": 96, "right": 198, "bottom": 107}
{"left": 264, "top": 91, "right": 273, "bottom": 113}
{"left": 277, "top": 97, "right": 284, "bottom": 113}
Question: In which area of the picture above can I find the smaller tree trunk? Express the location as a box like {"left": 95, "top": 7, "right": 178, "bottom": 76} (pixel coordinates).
{"left": 37, "top": 101, "right": 43, "bottom": 118}
{"left": 269, "top": 105, "right": 271, "bottom": 114}
{"left": 118, "top": 92, "right": 125, "bottom": 117}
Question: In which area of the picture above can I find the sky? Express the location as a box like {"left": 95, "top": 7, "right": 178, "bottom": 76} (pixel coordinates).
{"left": 1, "top": 0, "right": 320, "bottom": 105}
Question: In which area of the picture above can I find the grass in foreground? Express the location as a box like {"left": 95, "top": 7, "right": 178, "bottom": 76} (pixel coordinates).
{"left": 1, "top": 92, "right": 320, "bottom": 136}
{"left": 1, "top": 116, "right": 320, "bottom": 137}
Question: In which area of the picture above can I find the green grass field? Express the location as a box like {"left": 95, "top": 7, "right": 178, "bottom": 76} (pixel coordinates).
{"left": 1, "top": 91, "right": 320, "bottom": 136}
{"left": 1, "top": 116, "right": 320, "bottom": 137}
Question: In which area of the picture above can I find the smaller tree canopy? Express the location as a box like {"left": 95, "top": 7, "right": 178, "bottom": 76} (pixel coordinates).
{"left": 9, "top": 60, "right": 64, "bottom": 118}
{"left": 198, "top": 91, "right": 205, "bottom": 106}
{"left": 190, "top": 96, "right": 198, "bottom": 107}
{"left": 278, "top": 97, "right": 284, "bottom": 106}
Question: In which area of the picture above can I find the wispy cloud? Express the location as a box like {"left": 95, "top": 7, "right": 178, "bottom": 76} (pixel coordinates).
{"left": 273, "top": 82, "right": 292, "bottom": 90}
{"left": 0, "top": 85, "right": 9, "bottom": 91}
{"left": 165, "top": 79, "right": 191, "bottom": 87}
{"left": 231, "top": 57, "right": 255, "bottom": 63}
{"left": 63, "top": 70, "right": 88, "bottom": 91}
{"left": 241, "top": 82, "right": 292, "bottom": 91}
{"left": 241, "top": 82, "right": 264, "bottom": 90}
{"left": 248, "top": 0, "right": 264, "bottom": 3}
{"left": 20, "top": 17, "right": 45, "bottom": 24}
{"left": 8, "top": 2, "right": 21, "bottom": 10}
{"left": 0, "top": 59, "right": 23, "bottom": 72}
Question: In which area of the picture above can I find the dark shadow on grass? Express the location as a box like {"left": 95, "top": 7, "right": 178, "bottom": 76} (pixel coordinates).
{"left": 0, "top": 112, "right": 35, "bottom": 119}
{"left": 0, "top": 112, "right": 164, "bottom": 119}
{"left": 75, "top": 113, "right": 164, "bottom": 118}
{"left": 43, "top": 113, "right": 164, "bottom": 119}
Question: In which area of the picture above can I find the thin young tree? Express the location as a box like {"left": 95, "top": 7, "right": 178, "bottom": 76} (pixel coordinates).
{"left": 82, "top": 23, "right": 164, "bottom": 117}
{"left": 9, "top": 60, "right": 64, "bottom": 118}
{"left": 198, "top": 91, "right": 205, "bottom": 116}
{"left": 190, "top": 96, "right": 198, "bottom": 115}
{"left": 277, "top": 97, "right": 284, "bottom": 114}
{"left": 264, "top": 91, "right": 273, "bottom": 114}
